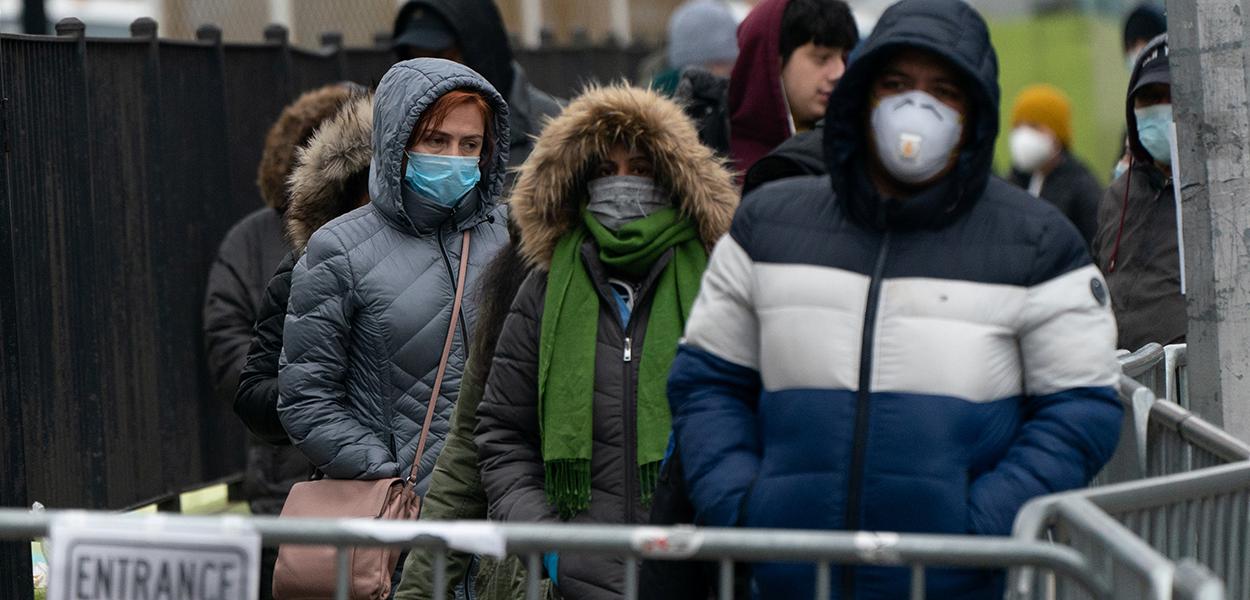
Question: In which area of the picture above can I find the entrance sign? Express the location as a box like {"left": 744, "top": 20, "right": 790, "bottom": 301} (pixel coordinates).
{"left": 48, "top": 513, "right": 260, "bottom": 600}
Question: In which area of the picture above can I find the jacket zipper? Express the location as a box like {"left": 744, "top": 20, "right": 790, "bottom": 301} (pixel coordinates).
{"left": 622, "top": 321, "right": 637, "bottom": 525}
{"left": 585, "top": 247, "right": 671, "bottom": 525}
{"left": 842, "top": 230, "right": 892, "bottom": 600}
{"left": 591, "top": 279, "right": 640, "bottom": 525}
{"left": 436, "top": 219, "right": 470, "bottom": 351}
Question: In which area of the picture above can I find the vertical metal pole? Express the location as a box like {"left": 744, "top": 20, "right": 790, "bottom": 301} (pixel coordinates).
{"left": 910, "top": 565, "right": 925, "bottom": 600}
{"left": 1166, "top": 0, "right": 1250, "bottom": 443}
{"left": 268, "top": 0, "right": 294, "bottom": 42}
{"left": 264, "top": 24, "right": 295, "bottom": 101}
{"left": 526, "top": 553, "right": 542, "bottom": 600}
{"left": 623, "top": 556, "right": 638, "bottom": 600}
{"left": 814, "top": 561, "right": 831, "bottom": 600}
{"left": 432, "top": 551, "right": 448, "bottom": 600}
{"left": 520, "top": 0, "right": 542, "bottom": 49}
{"left": 608, "top": 0, "right": 631, "bottom": 46}
{"left": 335, "top": 546, "right": 350, "bottom": 600}
{"left": 718, "top": 558, "right": 734, "bottom": 600}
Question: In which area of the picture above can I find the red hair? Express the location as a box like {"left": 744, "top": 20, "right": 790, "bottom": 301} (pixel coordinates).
{"left": 411, "top": 90, "right": 494, "bottom": 160}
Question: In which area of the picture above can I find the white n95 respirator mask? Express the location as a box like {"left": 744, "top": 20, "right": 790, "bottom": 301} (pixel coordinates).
{"left": 870, "top": 90, "right": 963, "bottom": 185}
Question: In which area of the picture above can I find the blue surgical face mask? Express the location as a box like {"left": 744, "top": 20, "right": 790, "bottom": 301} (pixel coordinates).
{"left": 403, "top": 151, "right": 482, "bottom": 207}
{"left": 1134, "top": 104, "right": 1174, "bottom": 166}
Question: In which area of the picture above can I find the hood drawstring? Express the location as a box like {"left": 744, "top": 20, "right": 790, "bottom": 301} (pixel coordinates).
{"left": 1108, "top": 160, "right": 1134, "bottom": 272}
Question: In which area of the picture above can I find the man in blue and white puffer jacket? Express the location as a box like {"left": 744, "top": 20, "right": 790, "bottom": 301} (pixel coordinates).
{"left": 666, "top": 1, "right": 1123, "bottom": 599}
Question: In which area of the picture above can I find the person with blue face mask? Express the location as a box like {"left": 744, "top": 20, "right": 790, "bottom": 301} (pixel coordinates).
{"left": 277, "top": 58, "right": 510, "bottom": 594}
{"left": 1092, "top": 34, "right": 1186, "bottom": 352}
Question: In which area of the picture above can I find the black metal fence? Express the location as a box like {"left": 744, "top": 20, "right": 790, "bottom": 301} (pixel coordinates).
{"left": 0, "top": 17, "right": 649, "bottom": 517}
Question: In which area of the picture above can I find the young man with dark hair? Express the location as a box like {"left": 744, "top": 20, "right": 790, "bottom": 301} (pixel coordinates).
{"left": 728, "top": 0, "right": 858, "bottom": 172}
{"left": 669, "top": 0, "right": 1123, "bottom": 597}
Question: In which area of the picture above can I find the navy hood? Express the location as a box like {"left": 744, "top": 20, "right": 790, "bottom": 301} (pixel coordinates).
{"left": 823, "top": 0, "right": 1000, "bottom": 231}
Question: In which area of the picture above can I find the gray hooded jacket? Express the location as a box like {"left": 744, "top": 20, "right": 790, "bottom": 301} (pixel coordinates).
{"left": 278, "top": 59, "right": 509, "bottom": 486}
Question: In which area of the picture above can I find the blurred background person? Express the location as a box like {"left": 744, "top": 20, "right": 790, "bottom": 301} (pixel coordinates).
{"left": 1007, "top": 84, "right": 1102, "bottom": 247}
{"left": 1093, "top": 34, "right": 1183, "bottom": 352}
{"left": 651, "top": 0, "right": 739, "bottom": 95}
{"left": 392, "top": 0, "right": 562, "bottom": 169}
{"left": 728, "top": 0, "right": 858, "bottom": 172}
{"left": 203, "top": 82, "right": 359, "bottom": 599}
{"left": 1123, "top": 3, "right": 1167, "bottom": 68}
{"left": 1113, "top": 2, "right": 1167, "bottom": 180}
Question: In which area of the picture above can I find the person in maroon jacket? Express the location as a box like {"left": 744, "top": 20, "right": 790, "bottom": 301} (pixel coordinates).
{"left": 728, "top": 0, "right": 858, "bottom": 173}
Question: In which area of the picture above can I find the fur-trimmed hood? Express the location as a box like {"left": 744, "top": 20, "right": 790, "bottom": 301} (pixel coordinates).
{"left": 257, "top": 83, "right": 360, "bottom": 211}
{"left": 285, "top": 93, "right": 374, "bottom": 254}
{"left": 510, "top": 84, "right": 739, "bottom": 269}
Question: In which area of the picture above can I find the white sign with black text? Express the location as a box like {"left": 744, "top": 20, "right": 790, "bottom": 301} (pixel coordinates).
{"left": 48, "top": 513, "right": 260, "bottom": 600}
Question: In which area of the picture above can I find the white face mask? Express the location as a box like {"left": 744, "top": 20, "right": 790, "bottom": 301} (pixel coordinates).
{"left": 870, "top": 90, "right": 964, "bottom": 185}
{"left": 1009, "top": 126, "right": 1056, "bottom": 173}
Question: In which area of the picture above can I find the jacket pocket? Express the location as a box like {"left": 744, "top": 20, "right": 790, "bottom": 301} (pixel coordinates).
{"left": 735, "top": 475, "right": 762, "bottom": 527}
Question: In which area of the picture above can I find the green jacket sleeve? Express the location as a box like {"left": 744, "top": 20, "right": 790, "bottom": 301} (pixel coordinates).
{"left": 395, "top": 361, "right": 489, "bottom": 600}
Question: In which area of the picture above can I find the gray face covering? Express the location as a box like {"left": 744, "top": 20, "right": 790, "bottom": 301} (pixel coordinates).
{"left": 586, "top": 175, "right": 671, "bottom": 231}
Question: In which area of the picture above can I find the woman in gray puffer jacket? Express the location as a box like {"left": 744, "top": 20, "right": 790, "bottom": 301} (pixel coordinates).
{"left": 278, "top": 58, "right": 508, "bottom": 491}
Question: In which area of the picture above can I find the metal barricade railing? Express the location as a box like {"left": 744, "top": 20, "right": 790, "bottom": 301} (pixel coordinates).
{"left": 1015, "top": 462, "right": 1250, "bottom": 600}
{"left": 1164, "top": 344, "right": 1188, "bottom": 408}
{"left": 1014, "top": 342, "right": 1249, "bottom": 600}
{"left": 1120, "top": 343, "right": 1168, "bottom": 395}
{"left": 1012, "top": 494, "right": 1223, "bottom": 600}
{"left": 1095, "top": 344, "right": 1250, "bottom": 485}
{"left": 0, "top": 509, "right": 1114, "bottom": 600}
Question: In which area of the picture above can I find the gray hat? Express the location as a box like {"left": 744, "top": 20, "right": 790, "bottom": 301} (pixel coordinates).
{"left": 667, "top": 0, "right": 740, "bottom": 70}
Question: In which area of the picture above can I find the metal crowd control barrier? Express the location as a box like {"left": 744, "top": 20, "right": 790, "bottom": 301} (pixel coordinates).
{"left": 1011, "top": 343, "right": 1249, "bottom": 599}
{"left": 1164, "top": 344, "right": 1188, "bottom": 408}
{"left": 2, "top": 509, "right": 1113, "bottom": 600}
{"left": 1014, "top": 462, "right": 1250, "bottom": 599}
{"left": 1096, "top": 344, "right": 1250, "bottom": 485}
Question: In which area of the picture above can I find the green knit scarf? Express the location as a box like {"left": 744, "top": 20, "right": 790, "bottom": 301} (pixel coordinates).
{"left": 538, "top": 207, "right": 706, "bottom": 519}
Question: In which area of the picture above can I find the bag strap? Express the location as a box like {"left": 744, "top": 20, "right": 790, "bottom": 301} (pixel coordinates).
{"left": 409, "top": 230, "right": 472, "bottom": 482}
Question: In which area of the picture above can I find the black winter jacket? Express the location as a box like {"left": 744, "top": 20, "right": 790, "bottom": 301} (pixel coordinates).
{"left": 235, "top": 252, "right": 296, "bottom": 445}
{"left": 1092, "top": 164, "right": 1182, "bottom": 350}
{"left": 204, "top": 206, "right": 289, "bottom": 401}
{"left": 477, "top": 246, "right": 669, "bottom": 600}
{"left": 674, "top": 67, "right": 731, "bottom": 156}
{"left": 1009, "top": 151, "right": 1102, "bottom": 247}
{"left": 474, "top": 85, "right": 738, "bottom": 600}
{"left": 742, "top": 126, "right": 826, "bottom": 195}
{"left": 203, "top": 206, "right": 292, "bottom": 513}
{"left": 1091, "top": 35, "right": 1185, "bottom": 351}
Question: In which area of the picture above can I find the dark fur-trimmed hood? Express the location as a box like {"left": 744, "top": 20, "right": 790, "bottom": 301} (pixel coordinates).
{"left": 285, "top": 93, "right": 374, "bottom": 254}
{"left": 510, "top": 84, "right": 739, "bottom": 269}
{"left": 257, "top": 84, "right": 359, "bottom": 212}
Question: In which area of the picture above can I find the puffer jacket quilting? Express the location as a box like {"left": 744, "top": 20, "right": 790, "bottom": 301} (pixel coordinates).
{"left": 668, "top": 2, "right": 1123, "bottom": 598}
{"left": 279, "top": 59, "right": 509, "bottom": 487}
{"left": 474, "top": 85, "right": 739, "bottom": 600}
